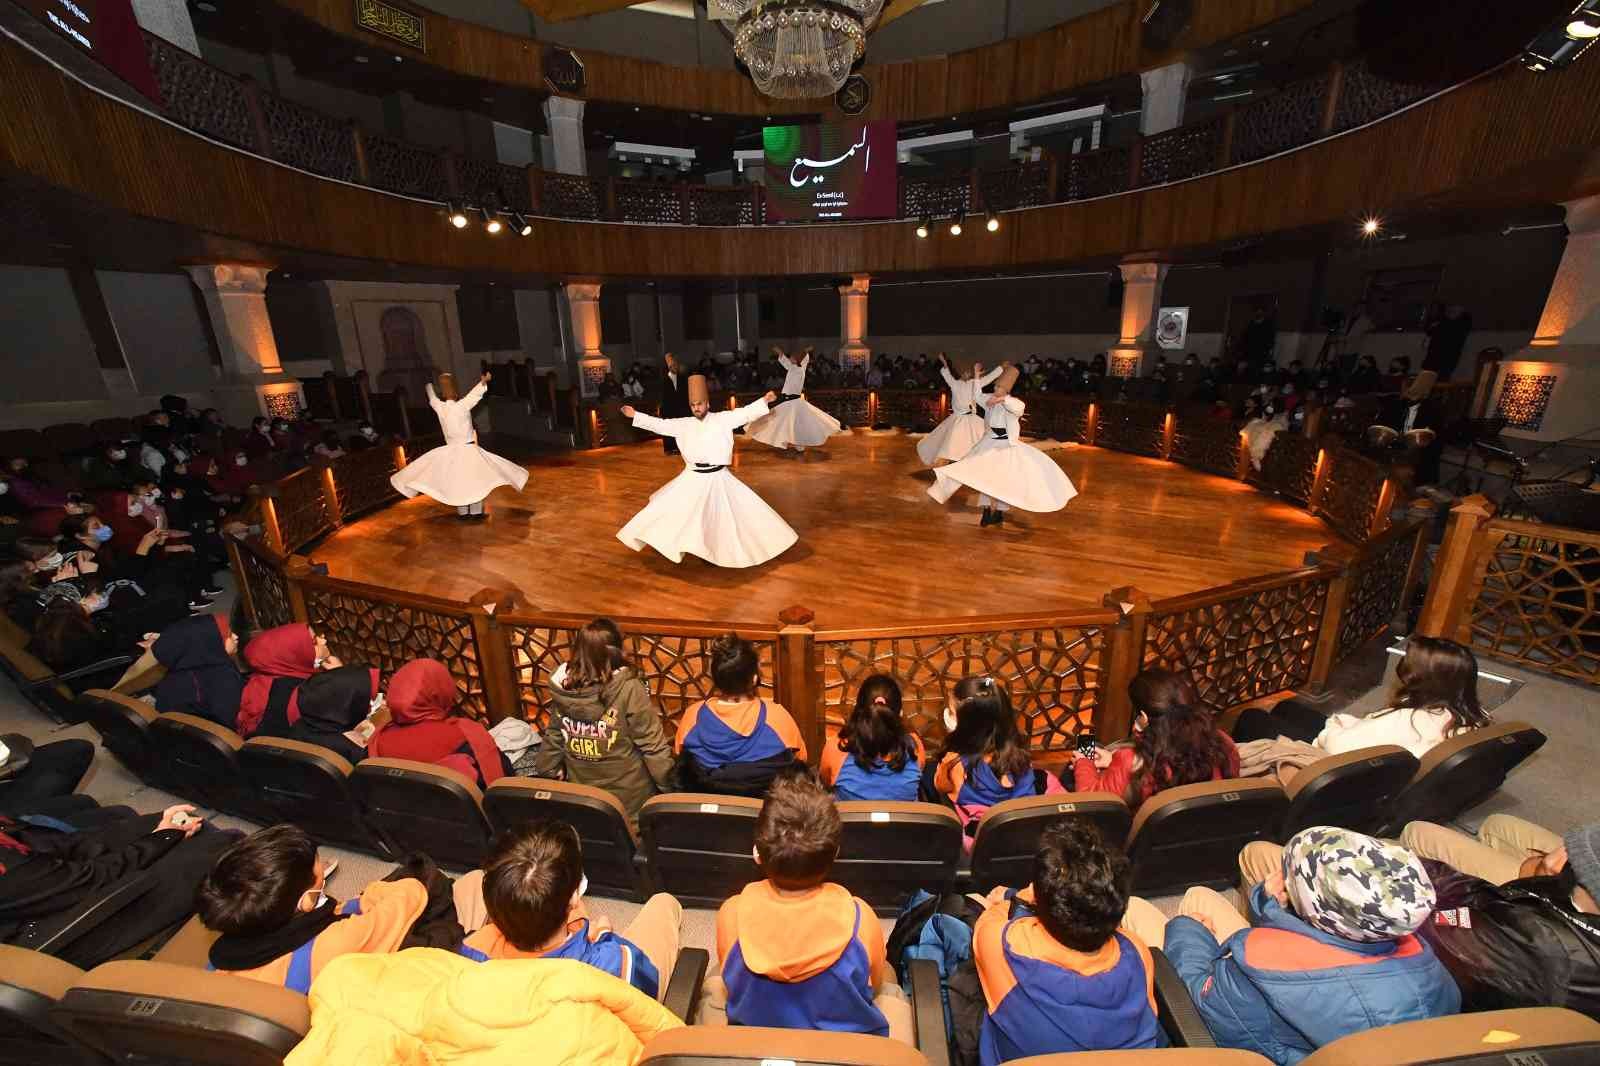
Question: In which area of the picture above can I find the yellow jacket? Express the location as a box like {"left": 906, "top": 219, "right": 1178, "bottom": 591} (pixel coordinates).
{"left": 286, "top": 947, "right": 683, "bottom": 1066}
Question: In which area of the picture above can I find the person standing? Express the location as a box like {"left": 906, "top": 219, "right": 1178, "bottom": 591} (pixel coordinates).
{"left": 745, "top": 346, "right": 844, "bottom": 456}
{"left": 389, "top": 370, "right": 529, "bottom": 521}
{"left": 1423, "top": 304, "right": 1473, "bottom": 380}
{"left": 659, "top": 353, "right": 691, "bottom": 457}
{"left": 918, "top": 355, "right": 1007, "bottom": 467}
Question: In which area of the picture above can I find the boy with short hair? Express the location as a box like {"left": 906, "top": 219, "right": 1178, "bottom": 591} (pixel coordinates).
{"left": 455, "top": 819, "right": 682, "bottom": 999}
{"left": 674, "top": 633, "right": 806, "bottom": 795}
{"left": 973, "top": 818, "right": 1161, "bottom": 1064}
{"left": 713, "top": 769, "right": 905, "bottom": 1036}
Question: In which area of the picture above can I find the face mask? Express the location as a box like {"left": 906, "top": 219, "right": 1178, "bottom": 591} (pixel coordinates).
{"left": 235, "top": 456, "right": 248, "bottom": 467}
{"left": 299, "top": 888, "right": 331, "bottom": 912}
{"left": 127, "top": 502, "right": 143, "bottom": 517}
{"left": 92, "top": 524, "right": 113, "bottom": 543}
{"left": 944, "top": 708, "right": 958, "bottom": 733}
{"left": 361, "top": 428, "right": 377, "bottom": 440}
{"left": 145, "top": 489, "right": 162, "bottom": 501}
{"left": 171, "top": 447, "right": 188, "bottom": 462}
{"left": 0, "top": 482, "right": 7, "bottom": 496}
{"left": 37, "top": 552, "right": 64, "bottom": 572}
{"left": 109, "top": 449, "right": 127, "bottom": 461}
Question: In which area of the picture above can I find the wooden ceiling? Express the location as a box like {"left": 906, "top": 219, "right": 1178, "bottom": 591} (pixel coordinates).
{"left": 522, "top": 0, "right": 931, "bottom": 24}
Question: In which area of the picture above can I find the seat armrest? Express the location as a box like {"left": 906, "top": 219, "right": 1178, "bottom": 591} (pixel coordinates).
{"left": 23, "top": 655, "right": 135, "bottom": 689}
{"left": 12, "top": 871, "right": 155, "bottom": 957}
{"left": 662, "top": 947, "right": 708, "bottom": 1022}
{"left": 907, "top": 957, "right": 951, "bottom": 1066}
{"left": 1151, "top": 946, "right": 1216, "bottom": 1048}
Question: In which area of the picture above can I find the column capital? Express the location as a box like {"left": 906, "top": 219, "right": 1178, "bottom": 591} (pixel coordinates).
{"left": 1118, "top": 260, "right": 1169, "bottom": 285}
{"left": 838, "top": 273, "right": 871, "bottom": 297}
{"left": 1561, "top": 193, "right": 1600, "bottom": 236}
{"left": 185, "top": 263, "right": 272, "bottom": 295}
{"left": 564, "top": 281, "right": 602, "bottom": 303}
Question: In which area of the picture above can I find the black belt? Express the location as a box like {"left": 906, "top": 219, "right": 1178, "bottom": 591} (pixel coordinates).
{"left": 774, "top": 392, "right": 800, "bottom": 405}
{"left": 692, "top": 463, "right": 727, "bottom": 473}
{"left": 991, "top": 427, "right": 1009, "bottom": 439}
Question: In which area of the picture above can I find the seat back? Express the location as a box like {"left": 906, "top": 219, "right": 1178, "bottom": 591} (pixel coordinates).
{"left": 77, "top": 690, "right": 157, "bottom": 778}
{"left": 0, "top": 630, "right": 78, "bottom": 725}
{"left": 834, "top": 802, "right": 963, "bottom": 914}
{"left": 484, "top": 778, "right": 646, "bottom": 900}
{"left": 350, "top": 758, "right": 494, "bottom": 870}
{"left": 239, "top": 738, "right": 390, "bottom": 855}
{"left": 1127, "top": 779, "right": 1289, "bottom": 896}
{"left": 1380, "top": 721, "right": 1547, "bottom": 834}
{"left": 639, "top": 794, "right": 762, "bottom": 908}
{"left": 51, "top": 961, "right": 308, "bottom": 1066}
{"left": 1281, "top": 746, "right": 1419, "bottom": 839}
{"left": 1300, "top": 1007, "right": 1600, "bottom": 1065}
{"left": 969, "top": 794, "right": 1133, "bottom": 893}
{"left": 88, "top": 418, "right": 134, "bottom": 442}
{"left": 0, "top": 429, "right": 51, "bottom": 463}
{"left": 147, "top": 714, "right": 266, "bottom": 820}
{"left": 639, "top": 1026, "right": 930, "bottom": 1066}
{"left": 0, "top": 946, "right": 99, "bottom": 1065}
{"left": 1004, "top": 1053, "right": 1271, "bottom": 1064}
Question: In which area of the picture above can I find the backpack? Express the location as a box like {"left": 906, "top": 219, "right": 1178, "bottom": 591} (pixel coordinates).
{"left": 672, "top": 749, "right": 801, "bottom": 798}
{"left": 887, "top": 890, "right": 987, "bottom": 1066}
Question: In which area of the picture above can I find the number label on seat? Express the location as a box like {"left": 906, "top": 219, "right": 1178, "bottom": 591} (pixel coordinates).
{"left": 1222, "top": 792, "right": 1241, "bottom": 802}
{"left": 125, "top": 998, "right": 164, "bottom": 1017}
{"left": 535, "top": 790, "right": 552, "bottom": 800}
{"left": 759, "top": 1060, "right": 798, "bottom": 1066}
{"left": 699, "top": 803, "right": 719, "bottom": 813}
{"left": 870, "top": 811, "right": 890, "bottom": 823}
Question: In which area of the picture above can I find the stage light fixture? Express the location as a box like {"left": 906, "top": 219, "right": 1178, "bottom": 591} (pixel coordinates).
{"left": 949, "top": 213, "right": 965, "bottom": 236}
{"left": 480, "top": 204, "right": 503, "bottom": 234}
{"left": 511, "top": 212, "right": 533, "bottom": 237}
{"left": 1571, "top": 18, "right": 1600, "bottom": 38}
{"left": 447, "top": 202, "right": 469, "bottom": 229}
{"left": 915, "top": 218, "right": 930, "bottom": 239}
{"left": 1361, "top": 216, "right": 1382, "bottom": 237}
{"left": 986, "top": 213, "right": 1000, "bottom": 233}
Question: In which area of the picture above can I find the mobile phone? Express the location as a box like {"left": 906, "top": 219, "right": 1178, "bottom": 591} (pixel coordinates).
{"left": 1076, "top": 734, "right": 1099, "bottom": 760}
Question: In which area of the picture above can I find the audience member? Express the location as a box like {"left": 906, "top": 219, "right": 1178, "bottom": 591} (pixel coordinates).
{"left": 245, "top": 416, "right": 276, "bottom": 457}
{"left": 531, "top": 618, "right": 673, "bottom": 830}
{"left": 819, "top": 674, "right": 924, "bottom": 802}
{"left": 26, "top": 597, "right": 122, "bottom": 687}
{"left": 81, "top": 441, "right": 147, "bottom": 492}
{"left": 150, "top": 614, "right": 246, "bottom": 727}
{"left": 1072, "top": 669, "right": 1238, "bottom": 804}
{"left": 673, "top": 633, "right": 805, "bottom": 796}
{"left": 236, "top": 623, "right": 340, "bottom": 737}
{"left": 347, "top": 422, "right": 381, "bottom": 451}
{"left": 56, "top": 513, "right": 199, "bottom": 629}
{"left": 368, "top": 659, "right": 509, "bottom": 786}
{"left": 973, "top": 818, "right": 1160, "bottom": 1063}
{"left": 257, "top": 664, "right": 380, "bottom": 765}
{"left": 928, "top": 677, "right": 1058, "bottom": 835}
{"left": 0, "top": 738, "right": 94, "bottom": 815}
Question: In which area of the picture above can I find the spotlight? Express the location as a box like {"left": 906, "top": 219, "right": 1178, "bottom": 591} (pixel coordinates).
{"left": 1569, "top": 17, "right": 1600, "bottom": 39}
{"left": 480, "top": 204, "right": 502, "bottom": 234}
{"left": 510, "top": 212, "right": 533, "bottom": 237}
{"left": 447, "top": 202, "right": 468, "bottom": 229}
{"left": 915, "top": 218, "right": 929, "bottom": 239}
{"left": 986, "top": 213, "right": 1000, "bottom": 233}
{"left": 949, "top": 213, "right": 964, "bottom": 237}
{"left": 1361, "top": 216, "right": 1382, "bottom": 237}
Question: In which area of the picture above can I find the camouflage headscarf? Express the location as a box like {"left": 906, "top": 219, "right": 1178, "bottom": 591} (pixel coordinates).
{"left": 1282, "top": 826, "right": 1435, "bottom": 943}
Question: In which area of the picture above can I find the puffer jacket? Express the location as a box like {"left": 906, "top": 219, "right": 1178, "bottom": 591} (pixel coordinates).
{"left": 286, "top": 948, "right": 681, "bottom": 1066}
{"left": 530, "top": 664, "right": 673, "bottom": 830}
{"left": 1164, "top": 883, "right": 1460, "bottom": 1065}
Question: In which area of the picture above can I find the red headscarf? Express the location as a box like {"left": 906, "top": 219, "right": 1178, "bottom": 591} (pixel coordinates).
{"left": 235, "top": 624, "right": 318, "bottom": 737}
{"left": 367, "top": 659, "right": 506, "bottom": 786}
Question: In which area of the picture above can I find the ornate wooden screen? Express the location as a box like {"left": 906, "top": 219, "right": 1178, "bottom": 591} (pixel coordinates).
{"left": 234, "top": 537, "right": 293, "bottom": 630}
{"left": 1138, "top": 116, "right": 1224, "bottom": 186}
{"left": 1024, "top": 397, "right": 1092, "bottom": 444}
{"left": 809, "top": 390, "right": 872, "bottom": 428}
{"left": 1092, "top": 403, "right": 1166, "bottom": 458}
{"left": 876, "top": 390, "right": 943, "bottom": 431}
{"left": 1169, "top": 416, "right": 1243, "bottom": 477}
{"left": 363, "top": 134, "right": 453, "bottom": 201}
{"left": 270, "top": 467, "right": 334, "bottom": 552}
{"left": 259, "top": 94, "right": 357, "bottom": 182}
{"left": 1231, "top": 73, "right": 1331, "bottom": 164}
{"left": 1465, "top": 519, "right": 1600, "bottom": 686}
{"left": 329, "top": 446, "right": 401, "bottom": 520}
{"left": 1316, "top": 447, "right": 1389, "bottom": 543}
{"left": 142, "top": 32, "right": 255, "bottom": 150}
{"left": 1337, "top": 521, "right": 1424, "bottom": 662}
{"left": 1061, "top": 145, "right": 1132, "bottom": 200}
{"left": 1256, "top": 433, "right": 1320, "bottom": 504}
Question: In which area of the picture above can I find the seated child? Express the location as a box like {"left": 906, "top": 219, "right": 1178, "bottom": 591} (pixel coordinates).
{"left": 928, "top": 676, "right": 1061, "bottom": 837}
{"left": 974, "top": 817, "right": 1161, "bottom": 1065}
{"left": 820, "top": 673, "right": 925, "bottom": 802}
{"left": 454, "top": 818, "right": 682, "bottom": 999}
{"left": 675, "top": 633, "right": 806, "bottom": 796}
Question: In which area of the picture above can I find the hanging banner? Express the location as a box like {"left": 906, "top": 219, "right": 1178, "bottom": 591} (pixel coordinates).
{"left": 1156, "top": 306, "right": 1190, "bottom": 350}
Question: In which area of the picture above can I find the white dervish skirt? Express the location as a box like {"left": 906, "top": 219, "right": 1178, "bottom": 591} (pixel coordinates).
{"left": 390, "top": 442, "right": 529, "bottom": 507}
{"left": 927, "top": 435, "right": 1078, "bottom": 513}
{"left": 917, "top": 412, "right": 986, "bottom": 466}
{"left": 746, "top": 396, "right": 843, "bottom": 450}
{"left": 617, "top": 467, "right": 798, "bottom": 568}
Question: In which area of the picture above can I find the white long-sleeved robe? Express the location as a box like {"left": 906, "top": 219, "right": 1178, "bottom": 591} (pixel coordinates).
{"left": 390, "top": 381, "right": 529, "bottom": 507}
{"left": 927, "top": 396, "right": 1077, "bottom": 513}
{"left": 618, "top": 400, "right": 798, "bottom": 567}
{"left": 747, "top": 354, "right": 843, "bottom": 450}
{"left": 917, "top": 364, "right": 1006, "bottom": 465}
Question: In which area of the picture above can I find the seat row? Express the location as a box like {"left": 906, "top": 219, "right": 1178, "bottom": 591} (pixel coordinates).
{"left": 78, "top": 690, "right": 1547, "bottom": 909}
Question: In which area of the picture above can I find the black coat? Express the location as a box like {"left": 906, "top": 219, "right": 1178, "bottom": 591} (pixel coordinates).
{"left": 660, "top": 369, "right": 691, "bottom": 419}
{"left": 0, "top": 813, "right": 182, "bottom": 936}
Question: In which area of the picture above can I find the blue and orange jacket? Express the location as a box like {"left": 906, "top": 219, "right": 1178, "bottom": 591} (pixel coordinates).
{"left": 459, "top": 918, "right": 660, "bottom": 999}
{"left": 820, "top": 732, "right": 926, "bottom": 802}
{"left": 716, "top": 880, "right": 888, "bottom": 1035}
{"left": 211, "top": 879, "right": 428, "bottom": 993}
{"left": 973, "top": 889, "right": 1160, "bottom": 1065}
{"left": 1164, "top": 883, "right": 1461, "bottom": 1065}
{"left": 675, "top": 697, "right": 807, "bottom": 771}
{"left": 934, "top": 752, "right": 1041, "bottom": 811}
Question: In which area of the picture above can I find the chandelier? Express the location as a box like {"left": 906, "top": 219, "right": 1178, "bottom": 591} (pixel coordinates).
{"left": 709, "top": 0, "right": 886, "bottom": 99}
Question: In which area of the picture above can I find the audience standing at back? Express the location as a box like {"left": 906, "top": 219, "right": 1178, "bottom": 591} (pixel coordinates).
{"left": 367, "top": 659, "right": 509, "bottom": 787}
{"left": 1072, "top": 669, "right": 1239, "bottom": 804}
{"left": 674, "top": 633, "right": 806, "bottom": 796}
{"left": 820, "top": 674, "right": 924, "bottom": 802}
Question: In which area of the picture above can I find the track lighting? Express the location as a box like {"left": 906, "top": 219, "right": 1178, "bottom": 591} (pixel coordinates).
{"left": 510, "top": 211, "right": 533, "bottom": 237}
{"left": 949, "top": 212, "right": 964, "bottom": 237}
{"left": 447, "top": 201, "right": 468, "bottom": 229}
{"left": 986, "top": 213, "right": 1000, "bottom": 233}
{"left": 915, "top": 218, "right": 930, "bottom": 239}
{"left": 481, "top": 204, "right": 502, "bottom": 234}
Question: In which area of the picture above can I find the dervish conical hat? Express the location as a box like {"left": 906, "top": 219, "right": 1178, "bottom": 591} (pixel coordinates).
{"left": 995, "top": 365, "right": 1020, "bottom": 394}
{"left": 687, "top": 374, "right": 711, "bottom": 406}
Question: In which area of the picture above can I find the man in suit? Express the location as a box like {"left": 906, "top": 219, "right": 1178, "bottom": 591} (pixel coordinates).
{"left": 659, "top": 352, "right": 690, "bottom": 456}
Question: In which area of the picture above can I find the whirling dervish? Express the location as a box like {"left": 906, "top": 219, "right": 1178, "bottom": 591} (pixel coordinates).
{"left": 926, "top": 366, "right": 1077, "bottom": 527}
{"left": 617, "top": 375, "right": 798, "bottom": 568}
{"left": 745, "top": 346, "right": 844, "bottom": 455}
{"left": 390, "top": 370, "right": 528, "bottom": 521}
{"left": 918, "top": 353, "right": 1008, "bottom": 466}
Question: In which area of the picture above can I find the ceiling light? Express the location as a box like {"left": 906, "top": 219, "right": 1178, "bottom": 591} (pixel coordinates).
{"left": 1361, "top": 216, "right": 1382, "bottom": 237}
{"left": 986, "top": 213, "right": 1000, "bottom": 233}
{"left": 480, "top": 204, "right": 502, "bottom": 234}
{"left": 447, "top": 202, "right": 469, "bottom": 229}
{"left": 949, "top": 214, "right": 964, "bottom": 237}
{"left": 915, "top": 218, "right": 929, "bottom": 239}
{"left": 1570, "top": 18, "right": 1600, "bottom": 39}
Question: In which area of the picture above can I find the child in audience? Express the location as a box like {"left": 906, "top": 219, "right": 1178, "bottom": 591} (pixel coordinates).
{"left": 1073, "top": 670, "right": 1238, "bottom": 805}
{"left": 368, "top": 658, "right": 510, "bottom": 786}
{"left": 454, "top": 819, "right": 681, "bottom": 999}
{"left": 820, "top": 674, "right": 924, "bottom": 802}
{"left": 150, "top": 614, "right": 246, "bottom": 728}
{"left": 711, "top": 769, "right": 908, "bottom": 1036}
{"left": 928, "top": 676, "right": 1059, "bottom": 835}
{"left": 236, "top": 623, "right": 342, "bottom": 737}
{"left": 974, "top": 818, "right": 1161, "bottom": 1063}
{"left": 257, "top": 664, "right": 380, "bottom": 765}
{"left": 674, "top": 633, "right": 806, "bottom": 796}
{"left": 197, "top": 825, "right": 449, "bottom": 992}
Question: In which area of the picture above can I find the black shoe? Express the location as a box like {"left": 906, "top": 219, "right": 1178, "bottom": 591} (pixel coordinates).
{"left": 980, "top": 507, "right": 996, "bottom": 527}
{"left": 994, "top": 509, "right": 1006, "bottom": 525}
{"left": 199, "top": 585, "right": 224, "bottom": 598}
{"left": 187, "top": 599, "right": 211, "bottom": 611}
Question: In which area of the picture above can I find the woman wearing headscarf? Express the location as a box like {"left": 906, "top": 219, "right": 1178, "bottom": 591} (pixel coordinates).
{"left": 259, "top": 664, "right": 381, "bottom": 764}
{"left": 151, "top": 614, "right": 246, "bottom": 729}
{"left": 367, "top": 659, "right": 509, "bottom": 786}
{"left": 235, "top": 624, "right": 340, "bottom": 737}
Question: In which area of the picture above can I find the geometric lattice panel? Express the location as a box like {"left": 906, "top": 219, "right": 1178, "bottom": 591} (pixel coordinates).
{"left": 302, "top": 587, "right": 486, "bottom": 719}
{"left": 1317, "top": 447, "right": 1387, "bottom": 544}
{"left": 816, "top": 626, "right": 1106, "bottom": 754}
{"left": 1143, "top": 576, "right": 1329, "bottom": 710}
{"left": 272, "top": 467, "right": 333, "bottom": 553}
{"left": 1496, "top": 373, "right": 1558, "bottom": 432}
{"left": 1337, "top": 525, "right": 1421, "bottom": 662}
{"left": 331, "top": 447, "right": 400, "bottom": 520}
{"left": 504, "top": 622, "right": 777, "bottom": 734}
{"left": 1256, "top": 432, "right": 1320, "bottom": 504}
{"left": 1468, "top": 530, "right": 1600, "bottom": 685}
{"left": 237, "top": 540, "right": 292, "bottom": 631}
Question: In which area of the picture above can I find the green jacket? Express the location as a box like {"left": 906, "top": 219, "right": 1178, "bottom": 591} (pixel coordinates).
{"left": 531, "top": 664, "right": 673, "bottom": 830}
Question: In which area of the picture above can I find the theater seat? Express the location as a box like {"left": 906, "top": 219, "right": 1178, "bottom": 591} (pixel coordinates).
{"left": 77, "top": 690, "right": 157, "bottom": 779}
{"left": 835, "top": 802, "right": 963, "bottom": 914}
{"left": 239, "top": 738, "right": 390, "bottom": 856}
{"left": 1279, "top": 746, "right": 1419, "bottom": 839}
{"left": 1299, "top": 1007, "right": 1600, "bottom": 1065}
{"left": 640, "top": 1026, "right": 931, "bottom": 1066}
{"left": 1126, "top": 780, "right": 1289, "bottom": 896}
{"left": 147, "top": 714, "right": 268, "bottom": 822}
{"left": 1001, "top": 1052, "right": 1271, "bottom": 1064}
{"left": 0, "top": 946, "right": 99, "bottom": 1065}
{"left": 42, "top": 423, "right": 97, "bottom": 459}
{"left": 1376, "top": 721, "right": 1547, "bottom": 836}
{"left": 89, "top": 418, "right": 134, "bottom": 442}
{"left": 350, "top": 758, "right": 494, "bottom": 870}
{"left": 150, "top": 917, "right": 219, "bottom": 969}
{"left": 639, "top": 794, "right": 761, "bottom": 908}
{"left": 0, "top": 630, "right": 97, "bottom": 725}
{"left": 51, "top": 961, "right": 308, "bottom": 1066}
{"left": 968, "top": 794, "right": 1133, "bottom": 893}
{"left": 483, "top": 778, "right": 649, "bottom": 901}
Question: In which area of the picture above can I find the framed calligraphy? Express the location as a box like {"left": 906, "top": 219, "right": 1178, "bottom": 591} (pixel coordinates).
{"left": 355, "top": 0, "right": 425, "bottom": 52}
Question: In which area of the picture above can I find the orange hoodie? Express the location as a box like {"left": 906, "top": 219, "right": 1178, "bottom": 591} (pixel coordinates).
{"left": 716, "top": 881, "right": 884, "bottom": 986}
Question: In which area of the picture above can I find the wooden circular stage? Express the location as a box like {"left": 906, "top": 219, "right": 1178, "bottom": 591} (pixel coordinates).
{"left": 308, "top": 431, "right": 1343, "bottom": 626}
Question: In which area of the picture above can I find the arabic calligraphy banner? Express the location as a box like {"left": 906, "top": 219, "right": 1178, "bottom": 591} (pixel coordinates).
{"left": 762, "top": 120, "right": 896, "bottom": 223}
{"left": 355, "top": 0, "right": 425, "bottom": 52}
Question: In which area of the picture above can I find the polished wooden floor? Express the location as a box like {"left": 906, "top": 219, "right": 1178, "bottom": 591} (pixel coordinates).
{"left": 311, "top": 431, "right": 1343, "bottom": 626}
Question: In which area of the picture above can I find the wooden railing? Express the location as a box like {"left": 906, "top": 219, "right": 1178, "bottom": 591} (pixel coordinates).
{"left": 1417, "top": 496, "right": 1600, "bottom": 687}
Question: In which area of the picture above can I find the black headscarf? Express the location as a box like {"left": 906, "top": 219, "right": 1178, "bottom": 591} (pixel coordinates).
{"left": 269, "top": 665, "right": 378, "bottom": 764}
{"left": 152, "top": 615, "right": 245, "bottom": 729}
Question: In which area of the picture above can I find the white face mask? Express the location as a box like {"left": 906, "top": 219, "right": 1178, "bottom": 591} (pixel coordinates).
{"left": 944, "top": 708, "right": 958, "bottom": 733}
{"left": 171, "top": 447, "right": 188, "bottom": 462}
{"left": 109, "top": 449, "right": 127, "bottom": 461}
{"left": 299, "top": 887, "right": 331, "bottom": 912}
{"left": 36, "top": 552, "right": 64, "bottom": 572}
{"left": 361, "top": 428, "right": 377, "bottom": 440}
{"left": 144, "top": 489, "right": 161, "bottom": 501}
{"left": 83, "top": 592, "right": 109, "bottom": 614}
{"left": 127, "top": 502, "right": 143, "bottom": 517}
{"left": 235, "top": 456, "right": 248, "bottom": 467}
{"left": 0, "top": 482, "right": 7, "bottom": 496}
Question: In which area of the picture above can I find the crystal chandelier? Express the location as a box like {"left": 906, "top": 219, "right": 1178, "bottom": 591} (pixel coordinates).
{"left": 709, "top": 0, "right": 886, "bottom": 99}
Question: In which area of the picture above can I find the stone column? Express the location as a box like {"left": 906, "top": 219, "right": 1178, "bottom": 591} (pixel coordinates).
{"left": 131, "top": 0, "right": 199, "bottom": 55}
{"left": 1139, "top": 61, "right": 1191, "bottom": 136}
{"left": 186, "top": 264, "right": 301, "bottom": 421}
{"left": 838, "top": 273, "right": 871, "bottom": 372}
{"left": 563, "top": 282, "right": 606, "bottom": 398}
{"left": 542, "top": 96, "right": 587, "bottom": 177}
{"left": 1491, "top": 195, "right": 1600, "bottom": 441}
{"left": 1108, "top": 260, "right": 1170, "bottom": 378}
